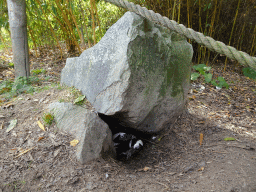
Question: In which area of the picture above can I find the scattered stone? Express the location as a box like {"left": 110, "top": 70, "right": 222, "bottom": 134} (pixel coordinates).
{"left": 48, "top": 102, "right": 115, "bottom": 164}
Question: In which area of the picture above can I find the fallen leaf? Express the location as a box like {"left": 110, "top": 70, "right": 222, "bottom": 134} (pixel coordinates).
{"left": 138, "top": 166, "right": 151, "bottom": 172}
{"left": 224, "top": 137, "right": 236, "bottom": 141}
{"left": 15, "top": 147, "right": 35, "bottom": 158}
{"left": 74, "top": 95, "right": 85, "bottom": 104}
{"left": 70, "top": 139, "right": 79, "bottom": 147}
{"left": 198, "top": 167, "right": 204, "bottom": 171}
{"left": 189, "top": 95, "right": 196, "bottom": 100}
{"left": 37, "top": 121, "right": 45, "bottom": 131}
{"left": 37, "top": 137, "right": 44, "bottom": 142}
{"left": 6, "top": 119, "right": 17, "bottom": 132}
{"left": 199, "top": 133, "right": 204, "bottom": 145}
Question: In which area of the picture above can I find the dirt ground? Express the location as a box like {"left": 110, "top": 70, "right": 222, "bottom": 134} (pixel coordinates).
{"left": 0, "top": 50, "right": 256, "bottom": 192}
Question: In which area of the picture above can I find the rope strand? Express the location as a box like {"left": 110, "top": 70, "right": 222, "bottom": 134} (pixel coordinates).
{"left": 104, "top": 0, "right": 256, "bottom": 70}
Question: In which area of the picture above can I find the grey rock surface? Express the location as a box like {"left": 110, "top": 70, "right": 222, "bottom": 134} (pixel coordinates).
{"left": 48, "top": 102, "right": 114, "bottom": 164}
{"left": 61, "top": 11, "right": 193, "bottom": 133}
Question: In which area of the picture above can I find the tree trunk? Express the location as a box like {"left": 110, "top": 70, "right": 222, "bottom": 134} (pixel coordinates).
{"left": 7, "top": 0, "right": 30, "bottom": 78}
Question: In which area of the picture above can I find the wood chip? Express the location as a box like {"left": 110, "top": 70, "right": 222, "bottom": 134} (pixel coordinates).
{"left": 15, "top": 147, "right": 35, "bottom": 158}
{"left": 138, "top": 166, "right": 151, "bottom": 172}
{"left": 54, "top": 148, "right": 61, "bottom": 157}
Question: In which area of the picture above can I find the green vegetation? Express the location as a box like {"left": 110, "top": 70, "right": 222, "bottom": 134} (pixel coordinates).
{"left": 74, "top": 95, "right": 86, "bottom": 105}
{"left": 0, "top": 76, "right": 37, "bottom": 99}
{"left": 211, "top": 76, "right": 229, "bottom": 89}
{"left": 8, "top": 62, "right": 14, "bottom": 67}
{"left": 224, "top": 137, "right": 236, "bottom": 141}
{"left": 58, "top": 98, "right": 65, "bottom": 103}
{"left": 191, "top": 64, "right": 229, "bottom": 89}
{"left": 4, "top": 180, "right": 26, "bottom": 190}
{"left": 242, "top": 67, "right": 256, "bottom": 79}
{"left": 1, "top": 0, "right": 123, "bottom": 54}
{"left": 42, "top": 112, "right": 54, "bottom": 125}
{"left": 57, "top": 86, "right": 86, "bottom": 104}
{"left": 31, "top": 68, "right": 46, "bottom": 75}
{"left": 1, "top": 0, "right": 254, "bottom": 66}
{"left": 0, "top": 74, "right": 60, "bottom": 102}
{"left": 191, "top": 64, "right": 212, "bottom": 82}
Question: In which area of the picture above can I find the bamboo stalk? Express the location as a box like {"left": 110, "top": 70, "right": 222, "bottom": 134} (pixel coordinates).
{"left": 178, "top": 0, "right": 181, "bottom": 23}
{"left": 90, "top": 0, "right": 97, "bottom": 45}
{"left": 34, "top": 0, "right": 63, "bottom": 57}
{"left": 81, "top": 5, "right": 92, "bottom": 48}
{"left": 78, "top": 0, "right": 87, "bottom": 49}
{"left": 92, "top": 0, "right": 102, "bottom": 37}
{"left": 201, "top": 3, "right": 210, "bottom": 64}
{"left": 27, "top": 25, "right": 38, "bottom": 57}
{"left": 172, "top": 0, "right": 176, "bottom": 20}
{"left": 67, "top": 0, "right": 83, "bottom": 53}
{"left": 197, "top": 0, "right": 202, "bottom": 64}
{"left": 224, "top": 0, "right": 241, "bottom": 71}
{"left": 167, "top": 0, "right": 170, "bottom": 18}
{"left": 0, "top": 32, "right": 10, "bottom": 54}
{"left": 237, "top": 21, "right": 246, "bottom": 51}
{"left": 212, "top": 0, "right": 223, "bottom": 40}
{"left": 186, "top": 0, "right": 190, "bottom": 29}
{"left": 187, "top": 0, "right": 192, "bottom": 43}
{"left": 55, "top": 0, "right": 81, "bottom": 53}
{"left": 206, "top": 0, "right": 218, "bottom": 65}
{"left": 250, "top": 25, "right": 256, "bottom": 56}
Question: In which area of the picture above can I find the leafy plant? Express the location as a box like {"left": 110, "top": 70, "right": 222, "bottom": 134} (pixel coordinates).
{"left": 0, "top": 79, "right": 12, "bottom": 94}
{"left": 11, "top": 77, "right": 34, "bottom": 94}
{"left": 191, "top": 64, "right": 212, "bottom": 82}
{"left": 58, "top": 98, "right": 65, "bottom": 103}
{"left": 42, "top": 113, "right": 54, "bottom": 125}
{"left": 74, "top": 95, "right": 86, "bottom": 105}
{"left": 8, "top": 62, "right": 14, "bottom": 67}
{"left": 31, "top": 68, "right": 46, "bottom": 75}
{"left": 242, "top": 67, "right": 256, "bottom": 79}
{"left": 211, "top": 76, "right": 229, "bottom": 89}
{"left": 0, "top": 76, "right": 41, "bottom": 100}
{"left": 191, "top": 64, "right": 229, "bottom": 89}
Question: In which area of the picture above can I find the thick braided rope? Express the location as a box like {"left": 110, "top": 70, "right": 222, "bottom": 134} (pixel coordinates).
{"left": 104, "top": 0, "right": 256, "bottom": 70}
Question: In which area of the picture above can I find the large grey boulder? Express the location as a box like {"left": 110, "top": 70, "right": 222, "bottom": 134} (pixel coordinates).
{"left": 61, "top": 11, "right": 193, "bottom": 133}
{"left": 48, "top": 102, "right": 114, "bottom": 164}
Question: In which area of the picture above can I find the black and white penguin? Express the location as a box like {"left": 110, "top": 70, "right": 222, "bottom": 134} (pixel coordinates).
{"left": 113, "top": 132, "right": 143, "bottom": 160}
